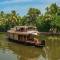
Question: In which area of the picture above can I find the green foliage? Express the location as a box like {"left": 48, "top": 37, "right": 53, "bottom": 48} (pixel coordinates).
{"left": 0, "top": 10, "right": 21, "bottom": 32}
{"left": 36, "top": 16, "right": 52, "bottom": 32}
{"left": 0, "top": 3, "right": 60, "bottom": 32}
{"left": 27, "top": 8, "right": 41, "bottom": 26}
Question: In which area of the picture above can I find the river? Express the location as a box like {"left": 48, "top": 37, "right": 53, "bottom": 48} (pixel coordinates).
{"left": 0, "top": 33, "right": 60, "bottom": 60}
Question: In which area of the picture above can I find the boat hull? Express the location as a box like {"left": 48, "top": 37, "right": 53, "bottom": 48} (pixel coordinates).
{"left": 7, "top": 38, "right": 45, "bottom": 47}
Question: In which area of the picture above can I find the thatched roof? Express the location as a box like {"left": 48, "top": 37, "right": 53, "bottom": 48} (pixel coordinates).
{"left": 7, "top": 26, "right": 38, "bottom": 35}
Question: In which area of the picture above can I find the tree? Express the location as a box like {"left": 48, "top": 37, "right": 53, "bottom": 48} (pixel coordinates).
{"left": 11, "top": 10, "right": 19, "bottom": 27}
{"left": 27, "top": 8, "right": 41, "bottom": 26}
{"left": 46, "top": 3, "right": 58, "bottom": 15}
{"left": 36, "top": 15, "right": 52, "bottom": 32}
{"left": 0, "top": 11, "right": 4, "bottom": 18}
{"left": 45, "top": 3, "right": 60, "bottom": 32}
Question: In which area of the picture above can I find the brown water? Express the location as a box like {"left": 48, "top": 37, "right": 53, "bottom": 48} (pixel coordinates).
{"left": 0, "top": 33, "right": 60, "bottom": 60}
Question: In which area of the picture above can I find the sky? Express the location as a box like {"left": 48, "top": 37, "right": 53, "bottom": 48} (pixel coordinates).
{"left": 0, "top": 0, "right": 60, "bottom": 16}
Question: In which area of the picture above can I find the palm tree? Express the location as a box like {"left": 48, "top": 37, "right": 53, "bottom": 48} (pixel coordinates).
{"left": 48, "top": 3, "right": 58, "bottom": 15}
{"left": 27, "top": 8, "right": 41, "bottom": 26}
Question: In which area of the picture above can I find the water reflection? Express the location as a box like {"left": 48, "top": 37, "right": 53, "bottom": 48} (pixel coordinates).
{"left": 1, "top": 34, "right": 60, "bottom": 60}
{"left": 0, "top": 48, "right": 19, "bottom": 60}
{"left": 45, "top": 36, "right": 60, "bottom": 60}
{"left": 0, "top": 34, "right": 60, "bottom": 60}
{"left": 0, "top": 33, "right": 47, "bottom": 60}
{"left": 7, "top": 42, "right": 47, "bottom": 60}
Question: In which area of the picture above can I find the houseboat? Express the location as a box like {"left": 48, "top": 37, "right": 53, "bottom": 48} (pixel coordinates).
{"left": 7, "top": 26, "right": 45, "bottom": 47}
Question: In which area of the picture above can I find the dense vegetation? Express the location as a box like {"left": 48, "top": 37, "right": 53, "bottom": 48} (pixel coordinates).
{"left": 0, "top": 3, "right": 60, "bottom": 32}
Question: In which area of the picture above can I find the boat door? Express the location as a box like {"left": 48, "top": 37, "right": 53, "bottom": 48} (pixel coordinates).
{"left": 18, "top": 35, "right": 20, "bottom": 40}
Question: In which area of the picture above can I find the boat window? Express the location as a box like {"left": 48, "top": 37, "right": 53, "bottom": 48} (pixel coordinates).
{"left": 27, "top": 34, "right": 33, "bottom": 41}
{"left": 16, "top": 27, "right": 20, "bottom": 31}
{"left": 20, "top": 28, "right": 25, "bottom": 32}
{"left": 28, "top": 27, "right": 37, "bottom": 31}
